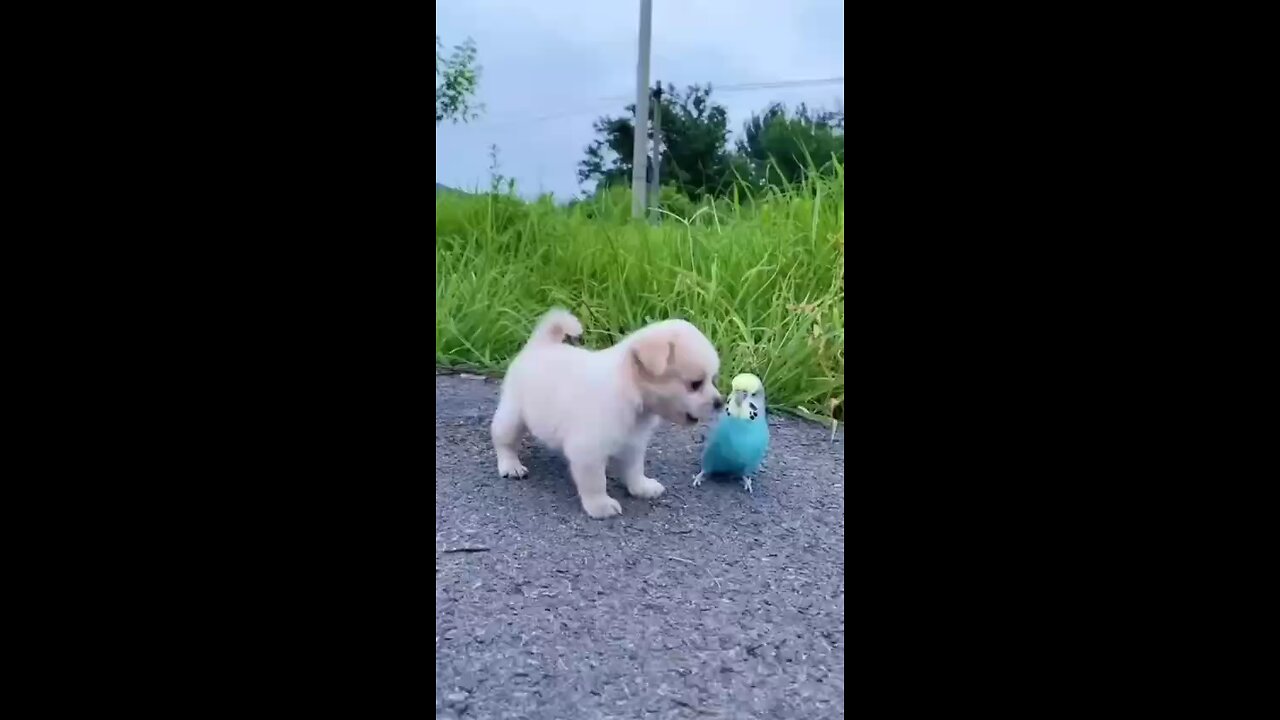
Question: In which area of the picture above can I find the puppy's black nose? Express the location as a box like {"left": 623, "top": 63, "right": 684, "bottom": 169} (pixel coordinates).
{"left": 712, "top": 397, "right": 724, "bottom": 410}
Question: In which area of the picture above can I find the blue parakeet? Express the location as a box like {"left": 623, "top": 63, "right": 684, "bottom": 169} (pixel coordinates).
{"left": 693, "top": 373, "right": 770, "bottom": 492}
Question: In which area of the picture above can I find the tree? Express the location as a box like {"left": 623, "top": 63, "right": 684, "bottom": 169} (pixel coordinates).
{"left": 578, "top": 84, "right": 734, "bottom": 199}
{"left": 578, "top": 114, "right": 635, "bottom": 193}
{"left": 436, "top": 35, "right": 481, "bottom": 124}
{"left": 736, "top": 102, "right": 844, "bottom": 188}
{"left": 821, "top": 99, "right": 844, "bottom": 130}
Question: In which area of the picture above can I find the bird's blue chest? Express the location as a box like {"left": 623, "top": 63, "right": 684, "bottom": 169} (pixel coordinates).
{"left": 702, "top": 415, "right": 769, "bottom": 475}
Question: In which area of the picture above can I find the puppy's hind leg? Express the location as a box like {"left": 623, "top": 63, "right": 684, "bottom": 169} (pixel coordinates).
{"left": 491, "top": 391, "right": 528, "bottom": 479}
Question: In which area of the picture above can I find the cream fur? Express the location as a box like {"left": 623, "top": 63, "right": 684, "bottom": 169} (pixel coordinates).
{"left": 491, "top": 308, "right": 723, "bottom": 519}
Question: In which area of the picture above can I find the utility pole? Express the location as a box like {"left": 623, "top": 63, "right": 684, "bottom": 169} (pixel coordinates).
{"left": 648, "top": 82, "right": 663, "bottom": 222}
{"left": 630, "top": 0, "right": 653, "bottom": 219}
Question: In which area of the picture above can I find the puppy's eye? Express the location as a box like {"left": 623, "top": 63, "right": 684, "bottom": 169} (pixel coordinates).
{"left": 689, "top": 379, "right": 703, "bottom": 391}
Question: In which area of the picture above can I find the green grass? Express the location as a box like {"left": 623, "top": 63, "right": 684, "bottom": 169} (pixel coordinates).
{"left": 435, "top": 165, "right": 844, "bottom": 421}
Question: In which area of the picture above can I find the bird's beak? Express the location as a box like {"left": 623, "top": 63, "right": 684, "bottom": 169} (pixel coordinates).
{"left": 734, "top": 389, "right": 748, "bottom": 405}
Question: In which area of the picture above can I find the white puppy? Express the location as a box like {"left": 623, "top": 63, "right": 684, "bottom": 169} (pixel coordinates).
{"left": 491, "top": 308, "right": 724, "bottom": 519}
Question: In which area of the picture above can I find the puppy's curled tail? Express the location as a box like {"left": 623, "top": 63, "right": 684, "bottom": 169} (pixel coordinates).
{"left": 527, "top": 307, "right": 584, "bottom": 346}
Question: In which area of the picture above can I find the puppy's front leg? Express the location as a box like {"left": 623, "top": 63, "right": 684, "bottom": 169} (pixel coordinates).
{"left": 491, "top": 391, "right": 528, "bottom": 479}
{"left": 615, "top": 440, "right": 665, "bottom": 499}
{"left": 567, "top": 451, "right": 622, "bottom": 519}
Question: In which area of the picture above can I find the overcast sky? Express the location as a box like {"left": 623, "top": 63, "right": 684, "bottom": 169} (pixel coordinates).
{"left": 436, "top": 0, "right": 844, "bottom": 200}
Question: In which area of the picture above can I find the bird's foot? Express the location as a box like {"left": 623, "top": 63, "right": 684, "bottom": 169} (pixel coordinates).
{"left": 692, "top": 471, "right": 706, "bottom": 488}
{"left": 742, "top": 476, "right": 753, "bottom": 493}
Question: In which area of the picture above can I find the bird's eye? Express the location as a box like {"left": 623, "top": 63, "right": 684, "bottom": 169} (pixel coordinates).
{"left": 690, "top": 379, "right": 703, "bottom": 391}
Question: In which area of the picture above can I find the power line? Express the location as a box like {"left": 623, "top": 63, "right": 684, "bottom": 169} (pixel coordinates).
{"left": 443, "top": 76, "right": 843, "bottom": 130}
{"left": 715, "top": 76, "right": 844, "bottom": 93}
{"left": 596, "top": 75, "right": 843, "bottom": 103}
{"left": 444, "top": 99, "right": 629, "bottom": 130}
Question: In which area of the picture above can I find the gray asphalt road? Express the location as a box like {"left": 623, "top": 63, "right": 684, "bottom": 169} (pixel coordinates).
{"left": 436, "top": 373, "right": 845, "bottom": 719}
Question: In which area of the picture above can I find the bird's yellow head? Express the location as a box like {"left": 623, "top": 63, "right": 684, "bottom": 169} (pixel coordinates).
{"left": 726, "top": 373, "right": 765, "bottom": 420}
{"left": 731, "top": 373, "right": 763, "bottom": 395}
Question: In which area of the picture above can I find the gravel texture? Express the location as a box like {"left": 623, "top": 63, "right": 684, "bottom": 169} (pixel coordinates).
{"left": 435, "top": 373, "right": 845, "bottom": 719}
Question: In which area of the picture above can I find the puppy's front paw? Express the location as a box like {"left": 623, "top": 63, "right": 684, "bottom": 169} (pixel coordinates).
{"left": 626, "top": 476, "right": 665, "bottom": 499}
{"left": 497, "top": 457, "right": 528, "bottom": 479}
{"left": 581, "top": 494, "right": 622, "bottom": 519}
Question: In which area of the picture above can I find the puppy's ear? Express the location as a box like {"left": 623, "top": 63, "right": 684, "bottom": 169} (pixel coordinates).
{"left": 632, "top": 334, "right": 675, "bottom": 377}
